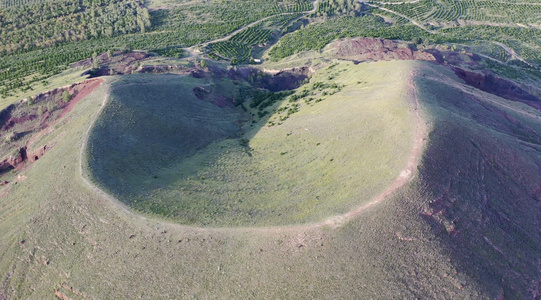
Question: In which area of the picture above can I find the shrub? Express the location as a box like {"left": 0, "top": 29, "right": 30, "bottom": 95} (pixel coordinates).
{"left": 5, "top": 132, "right": 18, "bottom": 142}
{"left": 61, "top": 90, "right": 72, "bottom": 102}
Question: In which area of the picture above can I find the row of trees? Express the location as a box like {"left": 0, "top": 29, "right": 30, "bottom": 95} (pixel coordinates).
{"left": 0, "top": 0, "right": 313, "bottom": 98}
{"left": 314, "top": 0, "right": 362, "bottom": 18}
{"left": 0, "top": 0, "right": 150, "bottom": 54}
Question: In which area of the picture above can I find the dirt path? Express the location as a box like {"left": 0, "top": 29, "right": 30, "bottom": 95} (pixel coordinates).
{"left": 491, "top": 41, "right": 533, "bottom": 67}
{"left": 78, "top": 69, "right": 427, "bottom": 233}
{"left": 359, "top": 1, "right": 436, "bottom": 34}
{"left": 185, "top": 0, "right": 319, "bottom": 53}
{"left": 78, "top": 81, "right": 145, "bottom": 221}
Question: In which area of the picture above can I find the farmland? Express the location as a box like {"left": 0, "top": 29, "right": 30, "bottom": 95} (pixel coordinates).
{"left": 230, "top": 27, "right": 273, "bottom": 46}
{"left": 379, "top": 0, "right": 541, "bottom": 25}
{"left": 207, "top": 41, "right": 252, "bottom": 62}
{"left": 0, "top": 0, "right": 312, "bottom": 101}
{"left": 2, "top": 0, "right": 541, "bottom": 103}
{"left": 206, "top": 27, "right": 272, "bottom": 62}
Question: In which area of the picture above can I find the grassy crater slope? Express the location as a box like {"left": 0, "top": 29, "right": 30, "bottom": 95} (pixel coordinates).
{"left": 1, "top": 59, "right": 540, "bottom": 298}
{"left": 85, "top": 62, "right": 415, "bottom": 227}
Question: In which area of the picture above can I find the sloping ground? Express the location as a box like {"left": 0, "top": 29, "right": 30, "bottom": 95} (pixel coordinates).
{"left": 0, "top": 60, "right": 539, "bottom": 298}
{"left": 86, "top": 74, "right": 248, "bottom": 219}
{"left": 412, "top": 63, "right": 541, "bottom": 298}
{"left": 0, "top": 79, "right": 103, "bottom": 196}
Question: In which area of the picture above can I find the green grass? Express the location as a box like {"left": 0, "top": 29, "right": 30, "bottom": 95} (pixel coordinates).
{"left": 84, "top": 61, "right": 415, "bottom": 227}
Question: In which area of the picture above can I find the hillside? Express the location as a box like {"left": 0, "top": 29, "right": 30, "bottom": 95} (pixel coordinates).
{"left": 0, "top": 57, "right": 539, "bottom": 298}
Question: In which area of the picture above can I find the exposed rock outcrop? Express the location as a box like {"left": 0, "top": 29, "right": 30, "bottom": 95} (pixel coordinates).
{"left": 330, "top": 37, "right": 436, "bottom": 62}
{"left": 453, "top": 67, "right": 541, "bottom": 109}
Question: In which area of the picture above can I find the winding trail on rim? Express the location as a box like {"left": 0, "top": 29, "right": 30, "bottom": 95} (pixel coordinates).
{"left": 79, "top": 69, "right": 427, "bottom": 233}
{"left": 315, "top": 70, "right": 427, "bottom": 230}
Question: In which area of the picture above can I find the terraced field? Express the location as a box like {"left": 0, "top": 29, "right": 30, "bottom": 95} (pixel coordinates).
{"left": 207, "top": 41, "right": 252, "bottom": 62}
{"left": 230, "top": 27, "right": 272, "bottom": 46}
{"left": 379, "top": 0, "right": 541, "bottom": 25}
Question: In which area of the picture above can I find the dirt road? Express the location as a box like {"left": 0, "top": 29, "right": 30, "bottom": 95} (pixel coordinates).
{"left": 185, "top": 0, "right": 320, "bottom": 54}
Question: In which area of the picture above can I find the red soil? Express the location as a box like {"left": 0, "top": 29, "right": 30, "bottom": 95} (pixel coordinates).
{"left": 0, "top": 78, "right": 104, "bottom": 179}
{"left": 453, "top": 67, "right": 541, "bottom": 110}
{"left": 1, "top": 115, "right": 38, "bottom": 131}
{"left": 332, "top": 37, "right": 436, "bottom": 62}
{"left": 192, "top": 86, "right": 210, "bottom": 100}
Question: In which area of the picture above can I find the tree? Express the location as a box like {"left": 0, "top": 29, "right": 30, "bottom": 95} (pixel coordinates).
{"left": 92, "top": 51, "right": 99, "bottom": 69}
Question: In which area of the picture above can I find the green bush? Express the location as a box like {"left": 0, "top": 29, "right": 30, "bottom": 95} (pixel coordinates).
{"left": 61, "top": 90, "right": 72, "bottom": 103}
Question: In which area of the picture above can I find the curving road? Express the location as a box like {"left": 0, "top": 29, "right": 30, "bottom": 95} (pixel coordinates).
{"left": 358, "top": 0, "right": 436, "bottom": 33}
{"left": 184, "top": 0, "right": 320, "bottom": 56}
{"left": 491, "top": 41, "right": 533, "bottom": 67}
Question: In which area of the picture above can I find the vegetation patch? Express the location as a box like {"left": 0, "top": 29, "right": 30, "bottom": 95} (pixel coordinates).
{"left": 206, "top": 41, "right": 252, "bottom": 64}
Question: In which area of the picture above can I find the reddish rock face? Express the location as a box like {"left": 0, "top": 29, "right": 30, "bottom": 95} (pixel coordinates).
{"left": 0, "top": 147, "right": 26, "bottom": 173}
{"left": 453, "top": 68, "right": 486, "bottom": 88}
{"left": 0, "top": 78, "right": 103, "bottom": 177}
{"left": 453, "top": 67, "right": 541, "bottom": 110}
{"left": 333, "top": 37, "right": 436, "bottom": 62}
{"left": 193, "top": 86, "right": 210, "bottom": 100}
{"left": 1, "top": 115, "right": 38, "bottom": 131}
{"left": 0, "top": 145, "right": 48, "bottom": 173}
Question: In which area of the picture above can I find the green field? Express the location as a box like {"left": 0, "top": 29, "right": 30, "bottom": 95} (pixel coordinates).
{"left": 380, "top": 0, "right": 541, "bottom": 25}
